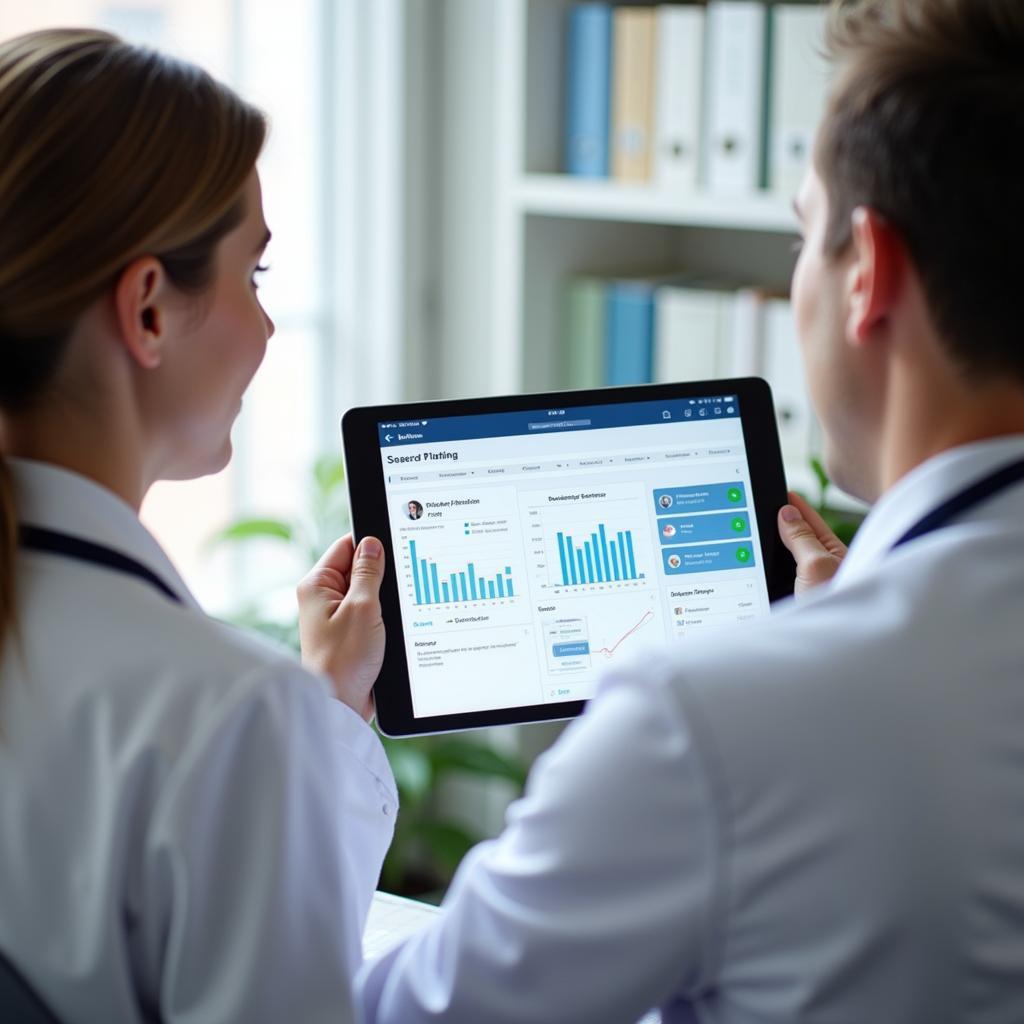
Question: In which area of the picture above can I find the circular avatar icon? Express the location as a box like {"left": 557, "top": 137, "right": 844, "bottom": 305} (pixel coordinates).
{"left": 667, "top": 554, "right": 682, "bottom": 570}
{"left": 659, "top": 494, "right": 673, "bottom": 509}
{"left": 662, "top": 524, "right": 677, "bottom": 538}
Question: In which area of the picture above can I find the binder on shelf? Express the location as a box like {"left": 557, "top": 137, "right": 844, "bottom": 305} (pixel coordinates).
{"left": 654, "top": 281, "right": 731, "bottom": 384}
{"left": 564, "top": 3, "right": 613, "bottom": 178}
{"left": 653, "top": 5, "right": 704, "bottom": 191}
{"left": 563, "top": 277, "right": 607, "bottom": 388}
{"left": 725, "top": 286, "right": 769, "bottom": 376}
{"left": 763, "top": 297, "right": 816, "bottom": 468}
{"left": 606, "top": 279, "right": 656, "bottom": 385}
{"left": 611, "top": 7, "right": 657, "bottom": 183}
{"left": 769, "top": 4, "right": 830, "bottom": 196}
{"left": 704, "top": 1, "right": 769, "bottom": 193}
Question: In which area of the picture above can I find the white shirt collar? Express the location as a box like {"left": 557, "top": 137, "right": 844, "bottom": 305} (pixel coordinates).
{"left": 8, "top": 457, "right": 200, "bottom": 610}
{"left": 834, "top": 434, "right": 1024, "bottom": 589}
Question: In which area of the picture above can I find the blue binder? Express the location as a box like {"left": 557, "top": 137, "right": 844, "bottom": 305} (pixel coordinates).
{"left": 605, "top": 281, "right": 655, "bottom": 385}
{"left": 564, "top": 4, "right": 612, "bottom": 177}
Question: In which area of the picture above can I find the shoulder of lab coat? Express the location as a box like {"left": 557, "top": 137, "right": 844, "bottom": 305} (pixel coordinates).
{"left": 2, "top": 552, "right": 397, "bottom": 1024}
{"left": 357, "top": 508, "right": 1024, "bottom": 1023}
{"left": 141, "top": 655, "right": 393, "bottom": 1023}
{"left": 358, "top": 646, "right": 725, "bottom": 1024}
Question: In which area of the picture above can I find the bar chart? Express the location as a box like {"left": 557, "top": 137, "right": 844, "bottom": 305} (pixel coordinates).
{"left": 408, "top": 539, "right": 516, "bottom": 606}
{"left": 523, "top": 485, "right": 653, "bottom": 594}
{"left": 555, "top": 524, "right": 642, "bottom": 585}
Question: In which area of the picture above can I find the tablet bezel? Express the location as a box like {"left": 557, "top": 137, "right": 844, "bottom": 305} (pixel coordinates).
{"left": 342, "top": 378, "right": 795, "bottom": 737}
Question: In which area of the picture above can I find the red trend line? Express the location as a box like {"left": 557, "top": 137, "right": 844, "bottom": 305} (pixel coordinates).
{"left": 596, "top": 610, "right": 655, "bottom": 658}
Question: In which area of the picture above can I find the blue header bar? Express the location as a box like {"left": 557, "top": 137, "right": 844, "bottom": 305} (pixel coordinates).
{"left": 378, "top": 395, "right": 741, "bottom": 447}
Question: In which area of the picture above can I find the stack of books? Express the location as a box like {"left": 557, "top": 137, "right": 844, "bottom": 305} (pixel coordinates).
{"left": 564, "top": 1, "right": 830, "bottom": 195}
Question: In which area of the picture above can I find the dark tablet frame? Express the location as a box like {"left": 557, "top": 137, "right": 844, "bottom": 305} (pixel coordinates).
{"left": 342, "top": 378, "right": 795, "bottom": 737}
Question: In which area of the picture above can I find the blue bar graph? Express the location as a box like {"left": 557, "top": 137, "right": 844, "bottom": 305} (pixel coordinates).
{"left": 591, "top": 533, "right": 604, "bottom": 582}
{"left": 556, "top": 525, "right": 642, "bottom": 585}
{"left": 409, "top": 540, "right": 516, "bottom": 606}
{"left": 412, "top": 557, "right": 423, "bottom": 604}
{"left": 564, "top": 534, "right": 578, "bottom": 585}
{"left": 598, "top": 524, "right": 611, "bottom": 579}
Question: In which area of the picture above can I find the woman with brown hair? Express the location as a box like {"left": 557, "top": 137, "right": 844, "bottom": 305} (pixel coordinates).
{"left": 0, "top": 29, "right": 392, "bottom": 1023}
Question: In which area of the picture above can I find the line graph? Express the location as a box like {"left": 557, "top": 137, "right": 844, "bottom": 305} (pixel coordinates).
{"left": 544, "top": 604, "right": 658, "bottom": 675}
{"left": 594, "top": 610, "right": 655, "bottom": 657}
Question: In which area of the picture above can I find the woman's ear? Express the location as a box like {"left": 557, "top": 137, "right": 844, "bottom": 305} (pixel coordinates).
{"left": 113, "top": 257, "right": 168, "bottom": 369}
{"left": 844, "top": 205, "right": 906, "bottom": 348}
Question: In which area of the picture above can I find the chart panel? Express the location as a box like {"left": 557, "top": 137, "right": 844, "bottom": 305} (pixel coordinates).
{"left": 521, "top": 481, "right": 656, "bottom": 596}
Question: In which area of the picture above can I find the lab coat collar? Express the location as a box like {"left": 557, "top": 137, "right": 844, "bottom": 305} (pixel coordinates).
{"left": 834, "top": 434, "right": 1024, "bottom": 589}
{"left": 8, "top": 457, "right": 201, "bottom": 610}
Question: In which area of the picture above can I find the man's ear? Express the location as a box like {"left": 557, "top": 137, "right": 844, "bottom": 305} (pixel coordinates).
{"left": 844, "top": 206, "right": 906, "bottom": 347}
{"left": 113, "top": 257, "right": 167, "bottom": 369}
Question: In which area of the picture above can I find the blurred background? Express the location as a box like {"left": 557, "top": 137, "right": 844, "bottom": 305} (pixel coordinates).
{"left": 1, "top": 0, "right": 859, "bottom": 898}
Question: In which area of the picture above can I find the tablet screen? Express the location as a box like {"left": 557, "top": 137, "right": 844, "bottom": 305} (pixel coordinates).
{"left": 377, "top": 393, "right": 772, "bottom": 720}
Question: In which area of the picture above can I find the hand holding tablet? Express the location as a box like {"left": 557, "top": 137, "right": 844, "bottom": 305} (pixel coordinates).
{"left": 342, "top": 379, "right": 794, "bottom": 736}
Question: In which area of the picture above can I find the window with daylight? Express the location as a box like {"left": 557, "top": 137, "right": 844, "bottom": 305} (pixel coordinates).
{"left": 2, "top": 0, "right": 347, "bottom": 614}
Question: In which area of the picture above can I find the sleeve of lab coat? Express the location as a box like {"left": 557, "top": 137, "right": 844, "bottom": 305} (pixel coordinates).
{"left": 143, "top": 664, "right": 397, "bottom": 1023}
{"left": 357, "top": 657, "right": 725, "bottom": 1024}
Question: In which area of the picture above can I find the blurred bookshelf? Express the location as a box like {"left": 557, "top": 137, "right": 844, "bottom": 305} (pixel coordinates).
{"left": 453, "top": 0, "right": 859, "bottom": 510}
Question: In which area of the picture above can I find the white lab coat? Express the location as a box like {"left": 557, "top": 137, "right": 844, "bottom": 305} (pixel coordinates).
{"left": 358, "top": 436, "right": 1024, "bottom": 1024}
{"left": 0, "top": 458, "right": 397, "bottom": 1022}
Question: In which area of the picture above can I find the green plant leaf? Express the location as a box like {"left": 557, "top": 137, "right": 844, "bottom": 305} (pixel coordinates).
{"left": 207, "top": 517, "right": 295, "bottom": 548}
{"left": 413, "top": 820, "right": 479, "bottom": 873}
{"left": 833, "top": 520, "right": 861, "bottom": 546}
{"left": 384, "top": 743, "right": 434, "bottom": 804}
{"left": 313, "top": 455, "right": 346, "bottom": 497}
{"left": 809, "top": 456, "right": 830, "bottom": 504}
{"left": 429, "top": 739, "right": 529, "bottom": 787}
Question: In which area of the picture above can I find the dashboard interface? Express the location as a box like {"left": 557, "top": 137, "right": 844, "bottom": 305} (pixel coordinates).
{"left": 378, "top": 394, "right": 770, "bottom": 719}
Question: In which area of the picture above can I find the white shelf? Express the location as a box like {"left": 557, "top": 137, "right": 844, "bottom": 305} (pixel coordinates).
{"left": 513, "top": 174, "right": 798, "bottom": 234}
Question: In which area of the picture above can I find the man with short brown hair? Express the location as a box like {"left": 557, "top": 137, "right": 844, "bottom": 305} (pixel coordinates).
{"left": 359, "top": 2, "right": 1024, "bottom": 1020}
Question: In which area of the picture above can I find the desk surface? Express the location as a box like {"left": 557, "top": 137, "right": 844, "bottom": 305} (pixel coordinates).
{"left": 363, "top": 891, "right": 442, "bottom": 960}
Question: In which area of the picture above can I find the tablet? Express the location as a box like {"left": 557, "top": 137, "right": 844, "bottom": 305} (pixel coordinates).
{"left": 342, "top": 379, "right": 794, "bottom": 736}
